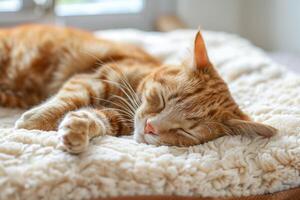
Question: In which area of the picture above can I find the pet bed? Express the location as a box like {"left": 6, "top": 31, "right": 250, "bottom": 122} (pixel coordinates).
{"left": 0, "top": 29, "right": 299, "bottom": 200}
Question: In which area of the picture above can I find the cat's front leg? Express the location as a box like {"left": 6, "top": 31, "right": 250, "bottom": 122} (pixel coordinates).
{"left": 15, "top": 99, "right": 63, "bottom": 131}
{"left": 15, "top": 73, "right": 104, "bottom": 131}
{"left": 59, "top": 108, "right": 132, "bottom": 153}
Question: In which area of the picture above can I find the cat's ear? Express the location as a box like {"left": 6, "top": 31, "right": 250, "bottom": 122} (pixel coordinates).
{"left": 226, "top": 119, "right": 277, "bottom": 137}
{"left": 193, "top": 31, "right": 211, "bottom": 70}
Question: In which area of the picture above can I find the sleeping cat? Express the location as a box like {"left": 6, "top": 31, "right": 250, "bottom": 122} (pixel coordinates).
{"left": 0, "top": 25, "right": 277, "bottom": 153}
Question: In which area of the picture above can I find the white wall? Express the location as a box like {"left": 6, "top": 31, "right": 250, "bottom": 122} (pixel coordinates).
{"left": 240, "top": 0, "right": 300, "bottom": 53}
{"left": 177, "top": 0, "right": 300, "bottom": 53}
{"left": 1, "top": 0, "right": 299, "bottom": 53}
{"left": 177, "top": 0, "right": 241, "bottom": 34}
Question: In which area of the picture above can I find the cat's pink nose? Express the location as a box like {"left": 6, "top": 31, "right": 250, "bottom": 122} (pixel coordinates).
{"left": 144, "top": 121, "right": 158, "bottom": 135}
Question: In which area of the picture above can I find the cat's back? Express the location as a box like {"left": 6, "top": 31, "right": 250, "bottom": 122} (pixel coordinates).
{"left": 0, "top": 24, "right": 95, "bottom": 47}
{"left": 0, "top": 24, "right": 102, "bottom": 95}
{"left": 0, "top": 24, "right": 159, "bottom": 108}
{"left": 0, "top": 25, "right": 95, "bottom": 73}
{"left": 0, "top": 24, "right": 158, "bottom": 72}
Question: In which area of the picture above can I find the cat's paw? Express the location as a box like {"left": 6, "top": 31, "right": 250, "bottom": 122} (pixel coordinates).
{"left": 15, "top": 106, "right": 53, "bottom": 130}
{"left": 59, "top": 111, "right": 92, "bottom": 154}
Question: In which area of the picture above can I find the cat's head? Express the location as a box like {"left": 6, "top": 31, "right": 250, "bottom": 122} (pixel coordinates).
{"left": 134, "top": 31, "right": 277, "bottom": 146}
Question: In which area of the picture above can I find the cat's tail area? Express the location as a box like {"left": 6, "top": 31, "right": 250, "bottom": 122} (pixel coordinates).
{"left": 0, "top": 89, "right": 40, "bottom": 108}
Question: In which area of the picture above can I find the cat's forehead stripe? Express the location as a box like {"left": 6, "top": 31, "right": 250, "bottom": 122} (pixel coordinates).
{"left": 174, "top": 87, "right": 205, "bottom": 104}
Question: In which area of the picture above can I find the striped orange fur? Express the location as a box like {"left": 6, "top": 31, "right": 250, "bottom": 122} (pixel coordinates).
{"left": 0, "top": 25, "right": 276, "bottom": 153}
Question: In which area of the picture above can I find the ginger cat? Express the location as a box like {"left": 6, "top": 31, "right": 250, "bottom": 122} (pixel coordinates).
{"left": 0, "top": 25, "right": 276, "bottom": 153}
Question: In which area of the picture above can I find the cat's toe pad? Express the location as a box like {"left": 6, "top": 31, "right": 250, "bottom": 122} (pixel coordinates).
{"left": 59, "top": 112, "right": 90, "bottom": 154}
{"left": 60, "top": 129, "right": 89, "bottom": 154}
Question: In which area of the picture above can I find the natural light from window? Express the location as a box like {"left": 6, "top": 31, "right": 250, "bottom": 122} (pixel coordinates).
{"left": 0, "top": 0, "right": 21, "bottom": 12}
{"left": 55, "top": 0, "right": 144, "bottom": 16}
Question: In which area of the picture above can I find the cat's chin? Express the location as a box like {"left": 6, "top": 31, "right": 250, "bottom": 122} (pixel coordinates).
{"left": 143, "top": 134, "right": 160, "bottom": 145}
{"left": 133, "top": 130, "right": 160, "bottom": 145}
{"left": 133, "top": 117, "right": 146, "bottom": 143}
{"left": 133, "top": 131, "right": 146, "bottom": 143}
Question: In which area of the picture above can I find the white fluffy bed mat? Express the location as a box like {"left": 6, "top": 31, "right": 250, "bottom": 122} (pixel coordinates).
{"left": 0, "top": 29, "right": 300, "bottom": 200}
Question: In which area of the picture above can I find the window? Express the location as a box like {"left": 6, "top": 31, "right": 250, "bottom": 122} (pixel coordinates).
{"left": 0, "top": 0, "right": 21, "bottom": 12}
{"left": 56, "top": 0, "right": 144, "bottom": 16}
{"left": 0, "top": 0, "right": 174, "bottom": 30}
{"left": 55, "top": 0, "right": 151, "bottom": 30}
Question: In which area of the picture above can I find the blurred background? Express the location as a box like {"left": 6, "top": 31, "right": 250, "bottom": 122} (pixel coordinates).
{"left": 0, "top": 0, "right": 299, "bottom": 72}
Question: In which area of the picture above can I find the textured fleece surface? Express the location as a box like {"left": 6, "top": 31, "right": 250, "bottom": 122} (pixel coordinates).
{"left": 0, "top": 30, "right": 300, "bottom": 200}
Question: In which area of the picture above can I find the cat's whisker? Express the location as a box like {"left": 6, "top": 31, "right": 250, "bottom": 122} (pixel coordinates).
{"left": 85, "top": 52, "right": 140, "bottom": 108}
{"left": 108, "top": 79, "right": 139, "bottom": 110}
{"left": 111, "top": 95, "right": 137, "bottom": 114}
{"left": 100, "top": 61, "right": 141, "bottom": 108}
{"left": 104, "top": 94, "right": 136, "bottom": 115}
{"left": 120, "top": 80, "right": 140, "bottom": 108}
{"left": 106, "top": 103, "right": 135, "bottom": 118}
{"left": 95, "top": 58, "right": 141, "bottom": 110}
{"left": 93, "top": 97, "right": 133, "bottom": 115}
{"left": 111, "top": 68, "right": 141, "bottom": 107}
{"left": 114, "top": 118, "right": 134, "bottom": 124}
{"left": 98, "top": 70, "right": 140, "bottom": 110}
{"left": 109, "top": 72, "right": 140, "bottom": 109}
{"left": 91, "top": 77, "right": 139, "bottom": 112}
{"left": 93, "top": 97, "right": 135, "bottom": 118}
{"left": 80, "top": 49, "right": 107, "bottom": 66}
{"left": 100, "top": 107, "right": 134, "bottom": 120}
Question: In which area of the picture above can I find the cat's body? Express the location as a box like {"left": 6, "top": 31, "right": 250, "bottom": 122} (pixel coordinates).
{"left": 0, "top": 25, "right": 158, "bottom": 108}
{"left": 0, "top": 25, "right": 276, "bottom": 153}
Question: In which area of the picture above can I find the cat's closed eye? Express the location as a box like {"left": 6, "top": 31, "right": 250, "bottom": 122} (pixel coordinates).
{"left": 170, "top": 128, "right": 199, "bottom": 142}
{"left": 174, "top": 128, "right": 193, "bottom": 136}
